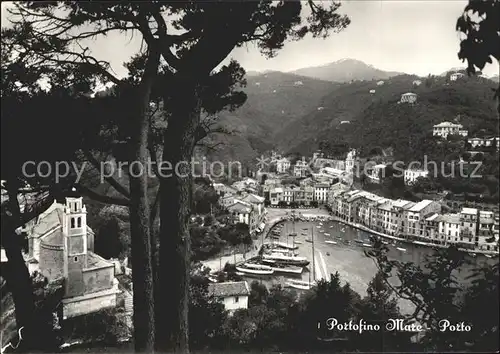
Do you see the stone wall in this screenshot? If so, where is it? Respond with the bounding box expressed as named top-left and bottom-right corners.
top-left (39, 243), bottom-right (64, 281)
top-left (83, 266), bottom-right (114, 294)
top-left (62, 285), bottom-right (118, 319)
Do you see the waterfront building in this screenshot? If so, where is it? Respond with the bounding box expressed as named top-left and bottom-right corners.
top-left (292, 186), bottom-right (306, 205)
top-left (437, 213), bottom-right (461, 245)
top-left (314, 183), bottom-right (330, 204)
top-left (404, 200), bottom-right (442, 241)
top-left (424, 213), bottom-right (441, 242)
top-left (304, 186), bottom-right (315, 205)
top-left (459, 207), bottom-right (478, 241)
top-left (477, 211), bottom-right (497, 252)
top-left (25, 195), bottom-right (119, 319)
top-left (208, 281), bottom-right (250, 313)
top-left (282, 186), bottom-right (294, 204)
top-left (269, 187), bottom-right (283, 206)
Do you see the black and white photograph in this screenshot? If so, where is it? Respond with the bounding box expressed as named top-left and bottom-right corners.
top-left (1, 1), bottom-right (499, 353)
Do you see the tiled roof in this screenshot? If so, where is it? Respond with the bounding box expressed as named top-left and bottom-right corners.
top-left (461, 207), bottom-right (478, 215)
top-left (208, 281), bottom-right (250, 297)
top-left (227, 201), bottom-right (252, 214)
top-left (408, 200), bottom-right (433, 212)
top-left (438, 213), bottom-right (460, 224)
top-left (241, 194), bottom-right (265, 204)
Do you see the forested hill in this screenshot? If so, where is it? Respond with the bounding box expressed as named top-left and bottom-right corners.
top-left (277, 74), bottom-right (498, 159)
top-left (202, 71), bottom-right (337, 167)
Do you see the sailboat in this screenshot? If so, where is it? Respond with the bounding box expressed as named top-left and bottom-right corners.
top-left (236, 263), bottom-right (274, 275)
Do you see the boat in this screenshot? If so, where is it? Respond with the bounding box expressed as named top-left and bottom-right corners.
top-left (263, 253), bottom-right (310, 266)
top-left (272, 241), bottom-right (298, 250)
top-left (486, 254), bottom-right (493, 258)
top-left (271, 264), bottom-right (303, 275)
top-left (260, 259), bottom-right (276, 264)
top-left (285, 279), bottom-right (312, 290)
top-left (324, 233), bottom-right (330, 236)
top-left (294, 241), bottom-right (303, 245)
top-left (354, 239), bottom-right (364, 244)
top-left (305, 239), bottom-right (312, 243)
top-left (243, 263), bottom-right (273, 271)
top-left (326, 252), bottom-right (330, 256)
top-left (469, 252), bottom-right (477, 257)
top-left (236, 265), bottom-right (274, 275)
top-left (362, 243), bottom-right (373, 248)
top-left (325, 240), bottom-right (337, 245)
top-left (382, 240), bottom-right (389, 245)
top-left (396, 247), bottom-right (406, 252)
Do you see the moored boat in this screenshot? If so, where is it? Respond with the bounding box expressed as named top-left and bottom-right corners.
top-left (243, 263), bottom-right (273, 271)
top-left (272, 241), bottom-right (298, 250)
top-left (362, 243), bottom-right (373, 248)
top-left (271, 264), bottom-right (303, 275)
top-left (396, 247), bottom-right (406, 252)
top-left (236, 265), bottom-right (274, 275)
top-left (325, 240), bottom-right (337, 245)
top-left (305, 239), bottom-right (312, 243)
top-left (263, 252), bottom-right (310, 266)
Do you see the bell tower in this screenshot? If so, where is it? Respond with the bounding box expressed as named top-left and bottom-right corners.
top-left (62, 191), bottom-right (88, 297)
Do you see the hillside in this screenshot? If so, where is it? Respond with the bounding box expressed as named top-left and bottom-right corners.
top-left (203, 72), bottom-right (337, 167)
top-left (277, 74), bottom-right (498, 158)
top-left (291, 59), bottom-right (403, 82)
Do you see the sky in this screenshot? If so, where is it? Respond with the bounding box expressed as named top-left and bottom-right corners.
top-left (1, 1), bottom-right (499, 78)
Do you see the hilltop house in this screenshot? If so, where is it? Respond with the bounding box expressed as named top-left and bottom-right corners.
top-left (450, 72), bottom-right (465, 81)
top-left (468, 137), bottom-right (499, 150)
top-left (400, 92), bottom-right (417, 104)
top-left (404, 168), bottom-right (429, 186)
top-left (208, 281), bottom-right (250, 313)
top-left (24, 194), bottom-right (119, 319)
top-left (433, 122), bottom-right (468, 139)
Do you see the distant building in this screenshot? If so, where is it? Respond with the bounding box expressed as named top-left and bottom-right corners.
top-left (400, 92), bottom-right (417, 104)
top-left (294, 81), bottom-right (303, 86)
top-left (366, 164), bottom-right (387, 184)
top-left (213, 183), bottom-right (237, 197)
top-left (208, 281), bottom-right (250, 313)
top-left (468, 137), bottom-right (499, 150)
top-left (293, 158), bottom-right (309, 178)
top-left (317, 107), bottom-right (324, 111)
top-left (450, 72), bottom-right (465, 81)
top-left (26, 195), bottom-right (119, 319)
top-left (340, 120), bottom-right (350, 124)
top-left (276, 157), bottom-right (291, 174)
top-left (433, 121), bottom-right (468, 139)
top-left (376, 80), bottom-right (385, 86)
top-left (369, 89), bottom-right (376, 94)
top-left (412, 80), bottom-right (422, 86)
top-left (404, 169), bottom-right (429, 186)
top-left (345, 149), bottom-right (357, 173)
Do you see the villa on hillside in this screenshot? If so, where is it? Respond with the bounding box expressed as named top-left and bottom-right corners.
top-left (404, 168), bottom-right (429, 186)
top-left (23, 193), bottom-right (119, 319)
top-left (433, 121), bottom-right (468, 139)
top-left (467, 137), bottom-right (499, 150)
top-left (400, 92), bottom-right (417, 104)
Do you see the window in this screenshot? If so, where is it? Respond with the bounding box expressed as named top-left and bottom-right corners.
top-left (74, 256), bottom-right (78, 262)
top-left (70, 218), bottom-right (75, 228)
top-left (234, 296), bottom-right (239, 303)
top-left (77, 217), bottom-right (82, 228)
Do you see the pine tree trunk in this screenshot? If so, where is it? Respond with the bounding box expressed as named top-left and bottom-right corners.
top-left (1, 182), bottom-right (35, 348)
top-left (128, 49), bottom-right (160, 353)
top-left (156, 79), bottom-right (200, 353)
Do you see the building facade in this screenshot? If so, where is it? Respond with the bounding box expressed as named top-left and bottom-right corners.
top-left (433, 122), bottom-right (468, 139)
top-left (404, 169), bottom-right (429, 185)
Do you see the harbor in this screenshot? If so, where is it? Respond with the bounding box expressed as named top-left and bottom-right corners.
top-left (231, 215), bottom-right (497, 314)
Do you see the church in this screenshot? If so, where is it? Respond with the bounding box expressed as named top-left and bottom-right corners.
top-left (23, 192), bottom-right (119, 319)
